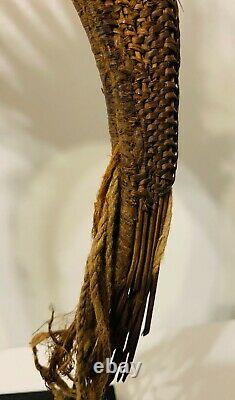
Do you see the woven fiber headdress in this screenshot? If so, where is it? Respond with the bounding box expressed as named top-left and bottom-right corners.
top-left (31, 0), bottom-right (180, 398)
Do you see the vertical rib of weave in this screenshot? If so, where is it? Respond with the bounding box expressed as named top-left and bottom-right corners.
top-left (31, 1), bottom-right (180, 399)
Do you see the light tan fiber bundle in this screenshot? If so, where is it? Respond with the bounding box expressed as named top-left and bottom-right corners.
top-left (31, 0), bottom-right (180, 399)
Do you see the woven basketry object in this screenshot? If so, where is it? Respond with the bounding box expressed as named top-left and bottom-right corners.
top-left (31, 1), bottom-right (180, 399)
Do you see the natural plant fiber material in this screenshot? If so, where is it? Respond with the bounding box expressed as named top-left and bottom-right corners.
top-left (31, 0), bottom-right (180, 399)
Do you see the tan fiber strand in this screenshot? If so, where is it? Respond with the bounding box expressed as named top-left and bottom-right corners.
top-left (153, 191), bottom-right (173, 275)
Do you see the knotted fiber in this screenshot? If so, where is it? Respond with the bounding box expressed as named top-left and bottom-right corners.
top-left (31, 1), bottom-right (180, 399)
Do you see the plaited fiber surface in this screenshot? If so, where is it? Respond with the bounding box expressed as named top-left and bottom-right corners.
top-left (31, 0), bottom-right (180, 399)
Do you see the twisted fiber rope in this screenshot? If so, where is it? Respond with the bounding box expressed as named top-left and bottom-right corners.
top-left (31, 0), bottom-right (180, 398)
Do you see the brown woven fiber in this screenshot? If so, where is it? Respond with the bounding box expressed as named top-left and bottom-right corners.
top-left (31, 1), bottom-right (180, 399)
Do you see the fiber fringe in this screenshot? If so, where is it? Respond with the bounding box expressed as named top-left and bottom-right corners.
top-left (31, 150), bottom-right (172, 399)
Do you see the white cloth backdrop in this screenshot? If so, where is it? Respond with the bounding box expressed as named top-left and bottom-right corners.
top-left (0, 0), bottom-right (235, 354)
